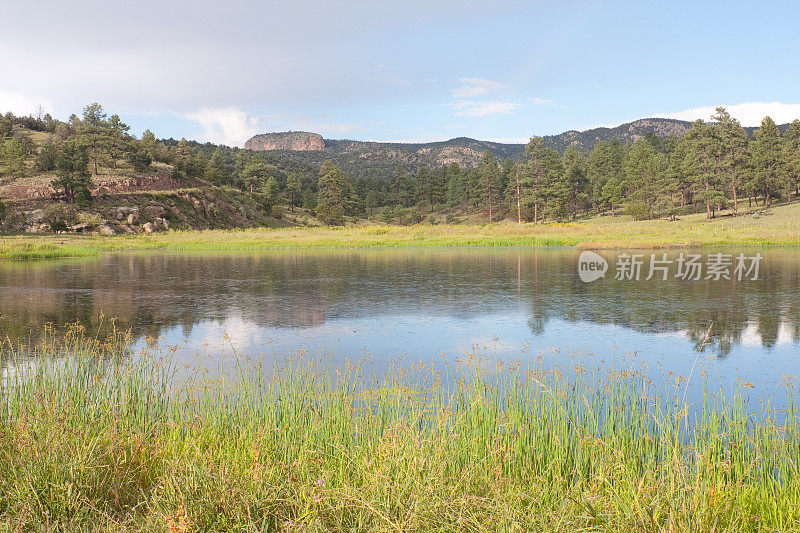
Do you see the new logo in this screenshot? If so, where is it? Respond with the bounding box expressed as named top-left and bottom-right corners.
top-left (578, 251), bottom-right (608, 282)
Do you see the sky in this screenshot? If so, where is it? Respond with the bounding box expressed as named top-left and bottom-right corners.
top-left (2, 1), bottom-right (800, 147)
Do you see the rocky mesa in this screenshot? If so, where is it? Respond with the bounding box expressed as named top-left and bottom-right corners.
top-left (245, 131), bottom-right (325, 152)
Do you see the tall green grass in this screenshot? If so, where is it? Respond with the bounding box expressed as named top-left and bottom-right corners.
top-left (1, 326), bottom-right (799, 531)
top-left (4, 198), bottom-right (800, 262)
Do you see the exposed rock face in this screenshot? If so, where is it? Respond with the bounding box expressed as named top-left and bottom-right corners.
top-left (143, 205), bottom-right (166, 218)
top-left (245, 132), bottom-right (325, 152)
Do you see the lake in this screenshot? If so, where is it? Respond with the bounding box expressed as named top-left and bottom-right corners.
top-left (1, 247), bottom-right (799, 400)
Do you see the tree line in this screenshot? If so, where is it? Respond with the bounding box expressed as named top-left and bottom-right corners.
top-left (2, 104), bottom-right (799, 223)
top-left (304, 107), bottom-right (800, 224)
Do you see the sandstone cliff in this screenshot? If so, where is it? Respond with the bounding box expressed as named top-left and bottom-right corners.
top-left (245, 132), bottom-right (325, 152)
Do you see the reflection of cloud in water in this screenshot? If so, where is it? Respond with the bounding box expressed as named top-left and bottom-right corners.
top-left (739, 321), bottom-right (796, 347)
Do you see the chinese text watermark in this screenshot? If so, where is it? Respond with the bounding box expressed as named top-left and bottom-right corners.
top-left (578, 251), bottom-right (762, 282)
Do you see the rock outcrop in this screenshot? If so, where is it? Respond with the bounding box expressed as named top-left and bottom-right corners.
top-left (245, 132), bottom-right (325, 152)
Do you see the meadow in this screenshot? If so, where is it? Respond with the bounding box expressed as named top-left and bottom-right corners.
top-left (2, 202), bottom-right (800, 261)
top-left (1, 326), bottom-right (799, 531)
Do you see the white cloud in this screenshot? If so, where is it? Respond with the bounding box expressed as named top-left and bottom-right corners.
top-left (185, 107), bottom-right (260, 147)
top-left (451, 78), bottom-right (508, 98)
top-left (258, 112), bottom-right (375, 136)
top-left (661, 101), bottom-right (800, 127)
top-left (530, 97), bottom-right (557, 106)
top-left (452, 100), bottom-right (521, 117)
top-left (0, 90), bottom-right (53, 117)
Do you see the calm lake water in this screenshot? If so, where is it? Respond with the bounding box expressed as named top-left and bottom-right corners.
top-left (1, 248), bottom-right (799, 399)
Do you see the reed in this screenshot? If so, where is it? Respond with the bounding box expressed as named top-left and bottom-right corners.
top-left (1, 326), bottom-right (798, 531)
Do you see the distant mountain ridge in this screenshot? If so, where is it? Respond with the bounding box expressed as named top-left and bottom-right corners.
top-left (245, 117), bottom-right (790, 180)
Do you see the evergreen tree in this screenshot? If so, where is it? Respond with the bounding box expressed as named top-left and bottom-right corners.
top-left (240, 156), bottom-right (270, 194)
top-left (416, 167), bottom-right (434, 211)
top-left (286, 173), bottom-right (303, 211)
top-left (205, 147), bottom-right (229, 185)
top-left (51, 140), bottom-right (91, 204)
top-left (623, 138), bottom-right (672, 214)
top-left (477, 151), bottom-right (501, 221)
top-left (681, 120), bottom-right (724, 218)
top-left (106, 114), bottom-right (131, 168)
top-left (519, 137), bottom-right (563, 223)
top-left (141, 129), bottom-right (157, 156)
top-left (562, 146), bottom-right (589, 219)
top-left (1, 138), bottom-right (26, 177)
top-left (261, 176), bottom-right (279, 210)
top-left (751, 116), bottom-right (783, 206)
top-left (390, 165), bottom-right (414, 208)
top-left (711, 107), bottom-right (748, 211)
top-left (782, 120), bottom-right (800, 202)
top-left (600, 177), bottom-right (624, 217)
top-left (79, 102), bottom-right (108, 175)
top-left (35, 141), bottom-right (60, 172)
top-left (316, 161), bottom-right (346, 225)
top-left (445, 163), bottom-right (465, 207)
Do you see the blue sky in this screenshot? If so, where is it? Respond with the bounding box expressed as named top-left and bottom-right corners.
top-left (2, 1), bottom-right (800, 146)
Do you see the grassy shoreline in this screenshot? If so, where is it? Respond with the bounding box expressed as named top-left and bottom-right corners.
top-left (2, 201), bottom-right (800, 260)
top-left (2, 329), bottom-right (799, 531)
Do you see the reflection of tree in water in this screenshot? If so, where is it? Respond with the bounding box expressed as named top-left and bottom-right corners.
top-left (0, 249), bottom-right (798, 359)
top-left (519, 251), bottom-right (800, 356)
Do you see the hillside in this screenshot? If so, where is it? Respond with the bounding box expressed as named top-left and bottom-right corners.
top-left (245, 118), bottom-right (794, 180)
top-left (245, 118), bottom-right (698, 179)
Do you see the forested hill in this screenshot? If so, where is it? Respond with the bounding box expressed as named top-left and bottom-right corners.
top-left (246, 117), bottom-right (793, 180)
top-left (245, 118), bottom-right (695, 179)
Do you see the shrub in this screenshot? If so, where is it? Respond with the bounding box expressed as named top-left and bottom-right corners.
top-left (75, 186), bottom-right (93, 208)
top-left (43, 203), bottom-right (77, 231)
top-left (380, 205), bottom-right (395, 224)
top-left (76, 211), bottom-right (103, 228)
top-left (625, 200), bottom-right (652, 221)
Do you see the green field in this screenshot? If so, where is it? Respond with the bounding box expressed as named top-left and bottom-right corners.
top-left (2, 202), bottom-right (799, 260)
top-left (1, 328), bottom-right (799, 531)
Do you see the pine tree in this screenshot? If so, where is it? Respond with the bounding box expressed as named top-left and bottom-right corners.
top-left (586, 139), bottom-right (624, 214)
top-left (711, 107), bottom-right (748, 211)
top-left (416, 167), bottom-right (434, 211)
top-left (390, 165), bottom-right (414, 208)
top-left (623, 139), bottom-right (672, 214)
top-left (317, 161), bottom-right (346, 225)
top-left (286, 173), bottom-right (303, 211)
top-left (519, 137), bottom-right (561, 223)
top-left (1, 138), bottom-right (26, 177)
top-left (205, 148), bottom-right (229, 185)
top-left (173, 138), bottom-right (195, 176)
top-left (562, 146), bottom-right (589, 219)
top-left (52, 140), bottom-right (92, 204)
top-left (751, 116), bottom-right (783, 207)
top-left (141, 129), bottom-right (158, 160)
top-left (477, 151), bottom-right (501, 221)
top-left (35, 141), bottom-right (60, 172)
top-left (445, 163), bottom-right (465, 208)
top-left (79, 102), bottom-right (108, 175)
top-left (681, 120), bottom-right (724, 218)
top-left (261, 176), bottom-right (279, 210)
top-left (241, 156), bottom-right (270, 194)
top-left (600, 177), bottom-right (624, 217)
top-left (106, 114), bottom-right (131, 168)
top-left (782, 120), bottom-right (800, 202)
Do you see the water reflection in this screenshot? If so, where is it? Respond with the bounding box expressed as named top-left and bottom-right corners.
top-left (0, 248), bottom-right (798, 365)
